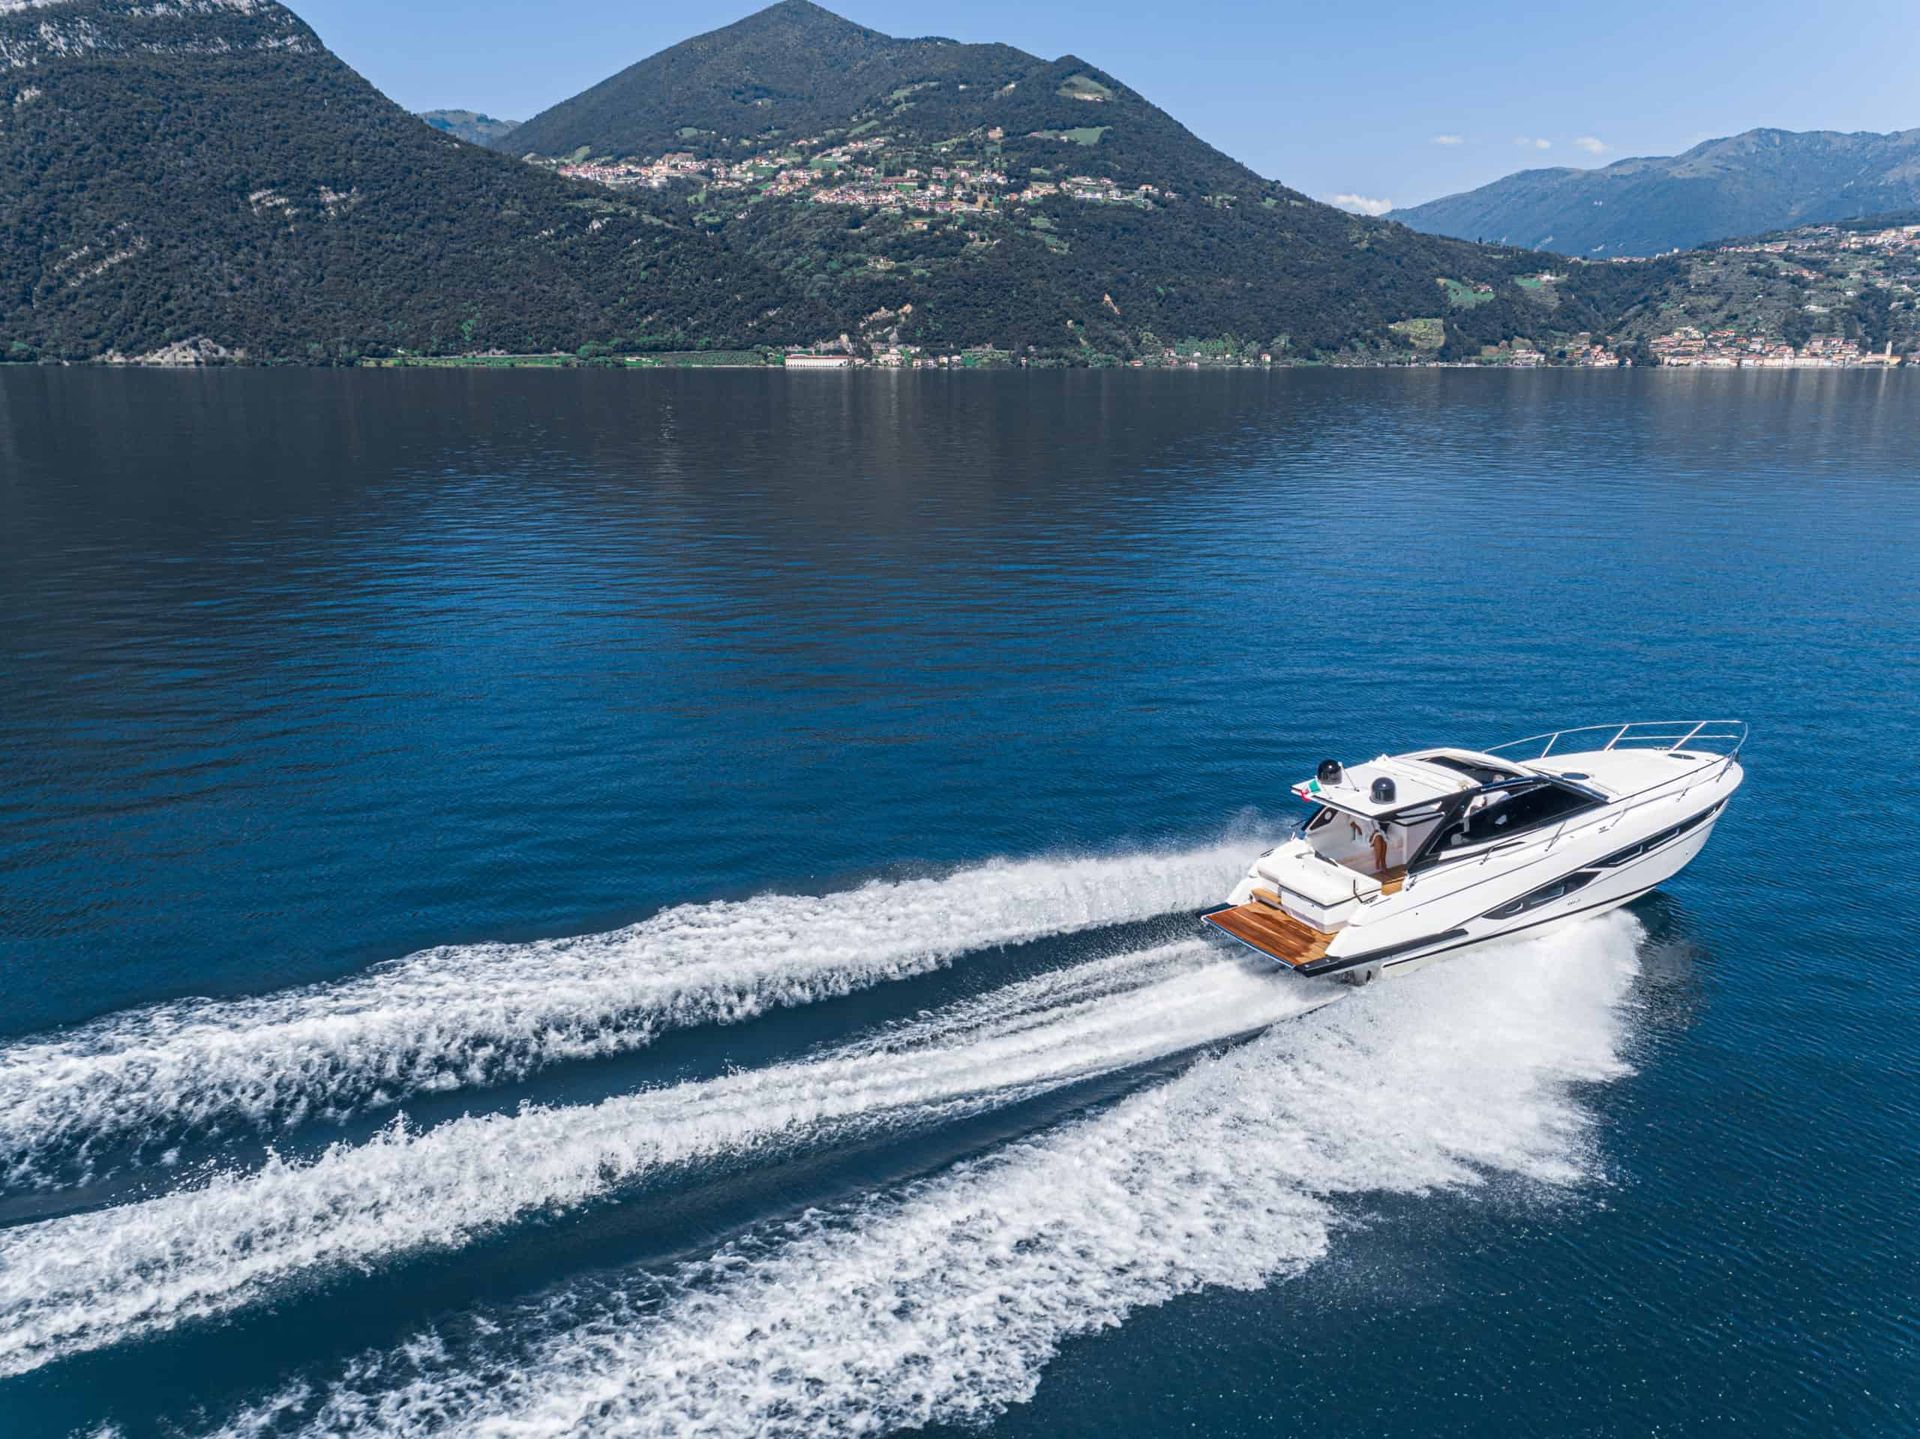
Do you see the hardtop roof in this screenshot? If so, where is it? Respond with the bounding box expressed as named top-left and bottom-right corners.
top-left (1289, 747), bottom-right (1570, 819)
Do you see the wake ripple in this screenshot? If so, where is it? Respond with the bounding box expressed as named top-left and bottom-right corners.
top-left (205, 912), bottom-right (1643, 1439)
top-left (0, 842), bottom-right (1249, 1190)
top-left (0, 940), bottom-right (1328, 1376)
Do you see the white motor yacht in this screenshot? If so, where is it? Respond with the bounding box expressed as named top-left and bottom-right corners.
top-left (1204, 720), bottom-right (1745, 983)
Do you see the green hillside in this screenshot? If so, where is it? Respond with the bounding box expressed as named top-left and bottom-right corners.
top-left (499, 0), bottom-right (1655, 361)
top-left (0, 1), bottom-right (825, 362)
top-left (0, 0), bottom-right (1811, 366)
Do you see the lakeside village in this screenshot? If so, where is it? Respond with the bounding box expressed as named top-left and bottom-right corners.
top-left (1644, 221), bottom-right (1920, 368)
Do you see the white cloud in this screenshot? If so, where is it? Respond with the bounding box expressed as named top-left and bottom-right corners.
top-left (1574, 135), bottom-right (1608, 155)
top-left (1331, 193), bottom-right (1393, 217)
top-left (1430, 134), bottom-right (1464, 146)
top-left (1514, 136), bottom-right (1552, 150)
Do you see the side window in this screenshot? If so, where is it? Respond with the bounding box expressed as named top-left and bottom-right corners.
top-left (1487, 869), bottom-right (1600, 920)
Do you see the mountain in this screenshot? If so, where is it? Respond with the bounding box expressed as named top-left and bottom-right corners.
top-left (1, 0), bottom-right (1689, 365)
top-left (493, 0), bottom-right (1653, 362)
top-left (0, 0), bottom-right (821, 361)
top-left (1392, 128), bottom-right (1920, 257)
top-left (419, 109), bottom-right (520, 146)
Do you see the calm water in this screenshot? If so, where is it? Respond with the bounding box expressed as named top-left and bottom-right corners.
top-left (0, 368), bottom-right (1915, 1438)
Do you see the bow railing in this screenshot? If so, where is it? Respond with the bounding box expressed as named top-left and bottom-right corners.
top-left (1485, 720), bottom-right (1747, 763)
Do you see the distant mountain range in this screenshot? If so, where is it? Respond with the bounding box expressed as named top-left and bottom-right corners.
top-left (1, 0), bottom-right (1907, 365)
top-left (1392, 128), bottom-right (1920, 257)
top-left (419, 109), bottom-right (520, 146)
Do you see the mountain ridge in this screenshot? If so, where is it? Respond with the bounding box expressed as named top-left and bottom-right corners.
top-left (1392, 126), bottom-right (1920, 256)
top-left (419, 108), bottom-right (520, 146)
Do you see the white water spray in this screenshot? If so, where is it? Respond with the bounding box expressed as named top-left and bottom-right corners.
top-left (0, 842), bottom-right (1250, 1189)
top-left (0, 939), bottom-right (1328, 1377)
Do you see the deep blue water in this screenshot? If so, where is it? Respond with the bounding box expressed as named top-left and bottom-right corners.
top-left (0, 367), bottom-right (1915, 1438)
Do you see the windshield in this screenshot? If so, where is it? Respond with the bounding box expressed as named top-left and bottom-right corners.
top-left (1419, 781), bottom-right (1602, 862)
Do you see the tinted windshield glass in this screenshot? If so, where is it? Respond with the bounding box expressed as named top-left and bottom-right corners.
top-left (1419, 782), bottom-right (1601, 863)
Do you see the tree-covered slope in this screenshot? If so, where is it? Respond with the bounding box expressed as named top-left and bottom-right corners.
top-left (0, 0), bottom-right (825, 360)
top-left (503, 0), bottom-right (1645, 361)
top-left (1392, 128), bottom-right (1920, 258)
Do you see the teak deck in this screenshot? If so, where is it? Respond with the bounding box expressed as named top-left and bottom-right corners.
top-left (1339, 861), bottom-right (1407, 895)
top-left (1202, 893), bottom-right (1337, 969)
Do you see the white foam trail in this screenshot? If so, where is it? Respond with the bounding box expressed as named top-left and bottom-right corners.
top-left (0, 842), bottom-right (1252, 1189)
top-left (207, 912), bottom-right (1642, 1439)
top-left (0, 940), bottom-right (1330, 1378)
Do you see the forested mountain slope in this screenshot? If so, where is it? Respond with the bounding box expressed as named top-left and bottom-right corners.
top-left (500, 0), bottom-right (1650, 361)
top-left (0, 0), bottom-right (823, 361)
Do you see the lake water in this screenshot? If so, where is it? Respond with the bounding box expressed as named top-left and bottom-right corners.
top-left (0, 367), bottom-right (1915, 1438)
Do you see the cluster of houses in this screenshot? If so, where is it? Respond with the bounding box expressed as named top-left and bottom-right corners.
top-left (811, 169), bottom-right (1009, 213)
top-left (553, 129), bottom-right (1170, 219)
top-left (1722, 222), bottom-right (1920, 260)
top-left (1651, 327), bottom-right (1905, 368)
top-left (786, 349), bottom-right (1014, 369)
top-left (1018, 177), bottom-right (1169, 207)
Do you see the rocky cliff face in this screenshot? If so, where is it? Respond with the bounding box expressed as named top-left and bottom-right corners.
top-left (0, 0), bottom-right (318, 70)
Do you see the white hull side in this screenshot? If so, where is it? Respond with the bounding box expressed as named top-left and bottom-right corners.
top-left (1376, 817), bottom-right (1719, 977)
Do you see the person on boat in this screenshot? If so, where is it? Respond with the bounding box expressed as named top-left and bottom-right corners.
top-left (1369, 824), bottom-right (1390, 875)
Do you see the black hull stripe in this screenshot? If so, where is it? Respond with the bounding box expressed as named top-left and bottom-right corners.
top-left (1299, 883), bottom-right (1661, 978)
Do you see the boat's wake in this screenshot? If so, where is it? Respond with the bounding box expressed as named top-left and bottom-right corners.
top-left (0, 842), bottom-right (1647, 1439)
top-left (0, 842), bottom-right (1252, 1190)
top-left (199, 911), bottom-right (1643, 1439)
top-left (0, 939), bottom-right (1328, 1377)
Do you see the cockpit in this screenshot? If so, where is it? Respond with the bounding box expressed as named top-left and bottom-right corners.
top-left (1292, 748), bottom-right (1606, 879)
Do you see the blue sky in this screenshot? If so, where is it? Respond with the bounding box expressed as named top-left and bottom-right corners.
top-left (297, 0), bottom-right (1918, 210)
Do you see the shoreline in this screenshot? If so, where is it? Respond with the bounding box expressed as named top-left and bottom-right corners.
top-left (5, 357), bottom-right (1909, 374)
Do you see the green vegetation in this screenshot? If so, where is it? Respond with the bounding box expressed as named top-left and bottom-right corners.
top-left (1439, 278), bottom-right (1496, 308)
top-left (627, 349), bottom-right (771, 366)
top-left (366, 354), bottom-right (578, 368)
top-left (486, 1), bottom-right (1651, 363)
top-left (1055, 73), bottom-right (1115, 102)
top-left (0, 0), bottom-right (827, 362)
top-left (1601, 226), bottom-right (1920, 355)
top-left (1030, 127), bottom-right (1108, 146)
top-left (1389, 317), bottom-right (1446, 350)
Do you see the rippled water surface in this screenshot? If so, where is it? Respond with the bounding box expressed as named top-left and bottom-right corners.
top-left (0, 368), bottom-right (1915, 1437)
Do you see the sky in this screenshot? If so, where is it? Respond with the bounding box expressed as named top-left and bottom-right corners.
top-left (296, 0), bottom-right (1919, 211)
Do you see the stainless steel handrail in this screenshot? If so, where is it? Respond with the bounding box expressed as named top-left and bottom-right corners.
top-left (1484, 720), bottom-right (1747, 762)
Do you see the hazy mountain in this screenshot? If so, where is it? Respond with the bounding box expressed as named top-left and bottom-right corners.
top-left (419, 109), bottom-right (520, 146)
top-left (498, 0), bottom-right (1646, 360)
top-left (0, 0), bottom-right (819, 361)
top-left (1392, 128), bottom-right (1920, 257)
